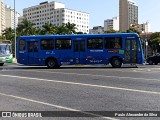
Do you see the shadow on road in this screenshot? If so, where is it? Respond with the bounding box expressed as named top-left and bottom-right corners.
top-left (1, 64), bottom-right (139, 70)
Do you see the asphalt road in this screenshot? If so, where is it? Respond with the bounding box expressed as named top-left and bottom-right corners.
top-left (0, 63), bottom-right (160, 120)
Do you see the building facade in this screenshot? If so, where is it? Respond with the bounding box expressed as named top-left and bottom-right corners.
top-left (23, 1), bottom-right (89, 33)
top-left (119, 0), bottom-right (138, 32)
top-left (104, 17), bottom-right (119, 31)
top-left (5, 5), bottom-right (21, 29)
top-left (138, 22), bottom-right (151, 33)
top-left (89, 26), bottom-right (104, 34)
top-left (0, 0), bottom-right (5, 35)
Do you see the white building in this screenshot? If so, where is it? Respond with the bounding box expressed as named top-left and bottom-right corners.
top-left (0, 0), bottom-right (5, 35)
top-left (18, 16), bottom-right (24, 24)
top-left (89, 26), bottom-right (104, 34)
top-left (23, 1), bottom-right (89, 33)
top-left (104, 17), bottom-right (119, 31)
top-left (5, 5), bottom-right (21, 29)
top-left (119, 0), bottom-right (138, 32)
top-left (138, 22), bottom-right (151, 33)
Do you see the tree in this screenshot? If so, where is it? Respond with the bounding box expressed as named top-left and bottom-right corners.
top-left (41, 23), bottom-right (57, 35)
top-left (126, 28), bottom-right (140, 35)
top-left (17, 19), bottom-right (35, 36)
top-left (0, 35), bottom-right (5, 39)
top-left (56, 24), bottom-right (67, 34)
top-left (65, 22), bottom-right (77, 34)
top-left (2, 27), bottom-right (14, 40)
top-left (104, 29), bottom-right (118, 33)
top-left (148, 32), bottom-right (160, 52)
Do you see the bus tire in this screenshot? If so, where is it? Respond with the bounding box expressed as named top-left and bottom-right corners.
top-left (111, 58), bottom-right (122, 68)
top-left (46, 58), bottom-right (57, 69)
top-left (0, 63), bottom-right (4, 66)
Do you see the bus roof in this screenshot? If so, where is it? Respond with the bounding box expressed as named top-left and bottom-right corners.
top-left (0, 39), bottom-right (11, 44)
top-left (18, 33), bottom-right (139, 39)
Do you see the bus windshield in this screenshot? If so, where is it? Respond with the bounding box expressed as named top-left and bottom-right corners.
top-left (0, 44), bottom-right (12, 55)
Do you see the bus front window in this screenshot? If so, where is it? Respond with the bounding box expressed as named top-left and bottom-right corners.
top-left (0, 45), bottom-right (12, 55)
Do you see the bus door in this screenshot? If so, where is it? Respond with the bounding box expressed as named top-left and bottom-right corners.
top-left (125, 39), bottom-right (137, 63)
top-left (27, 41), bottom-right (39, 65)
top-left (17, 39), bottom-right (27, 64)
top-left (73, 40), bottom-right (86, 64)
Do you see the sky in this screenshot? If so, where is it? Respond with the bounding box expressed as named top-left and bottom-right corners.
top-left (3, 0), bottom-right (160, 32)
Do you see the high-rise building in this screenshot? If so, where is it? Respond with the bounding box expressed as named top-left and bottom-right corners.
top-left (119, 0), bottom-right (138, 32)
top-left (104, 17), bottom-right (119, 31)
top-left (23, 1), bottom-right (89, 33)
top-left (0, 0), bottom-right (5, 35)
top-left (5, 5), bottom-right (21, 29)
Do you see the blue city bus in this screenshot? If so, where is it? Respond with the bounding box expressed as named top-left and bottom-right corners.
top-left (16, 33), bottom-right (144, 68)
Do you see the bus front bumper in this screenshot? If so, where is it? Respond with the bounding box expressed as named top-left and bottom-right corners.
top-left (0, 57), bottom-right (13, 63)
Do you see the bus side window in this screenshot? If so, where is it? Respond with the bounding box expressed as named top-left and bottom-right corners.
top-left (34, 41), bottom-right (38, 52)
top-left (56, 38), bottom-right (71, 50)
top-left (105, 37), bottom-right (122, 49)
top-left (87, 37), bottom-right (103, 49)
top-left (19, 40), bottom-right (26, 50)
top-left (28, 42), bottom-right (32, 52)
top-left (41, 39), bottom-right (54, 50)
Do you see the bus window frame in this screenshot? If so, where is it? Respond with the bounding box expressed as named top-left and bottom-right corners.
top-left (19, 39), bottom-right (26, 51)
top-left (87, 37), bottom-right (103, 49)
top-left (40, 39), bottom-right (55, 50)
top-left (104, 37), bottom-right (122, 49)
top-left (55, 38), bottom-right (72, 50)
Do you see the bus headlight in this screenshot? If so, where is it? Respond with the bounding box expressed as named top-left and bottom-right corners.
top-left (0, 57), bottom-right (5, 62)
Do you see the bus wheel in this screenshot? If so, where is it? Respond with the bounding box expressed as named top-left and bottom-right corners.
top-left (46, 58), bottom-right (57, 68)
top-left (0, 63), bottom-right (4, 66)
top-left (111, 58), bottom-right (122, 68)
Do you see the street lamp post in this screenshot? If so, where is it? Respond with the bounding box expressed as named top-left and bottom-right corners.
top-left (14, 0), bottom-right (16, 59)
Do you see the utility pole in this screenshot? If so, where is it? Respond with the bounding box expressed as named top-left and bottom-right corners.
top-left (14, 0), bottom-right (16, 59)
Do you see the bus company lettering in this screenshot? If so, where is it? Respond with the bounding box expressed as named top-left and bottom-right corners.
top-left (107, 50), bottom-right (118, 53)
top-left (46, 51), bottom-right (55, 54)
top-left (90, 50), bottom-right (103, 52)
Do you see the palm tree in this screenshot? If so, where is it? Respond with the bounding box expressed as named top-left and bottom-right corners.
top-left (41, 23), bottom-right (57, 35)
top-left (2, 27), bottom-right (14, 40)
top-left (65, 22), bottom-right (77, 34)
top-left (2, 27), bottom-right (15, 55)
top-left (17, 19), bottom-right (35, 35)
top-left (56, 24), bottom-right (67, 34)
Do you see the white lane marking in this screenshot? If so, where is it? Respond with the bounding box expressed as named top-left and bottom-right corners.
top-left (11, 70), bottom-right (160, 82)
top-left (1, 74), bottom-right (160, 95)
top-left (0, 92), bottom-right (118, 120)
